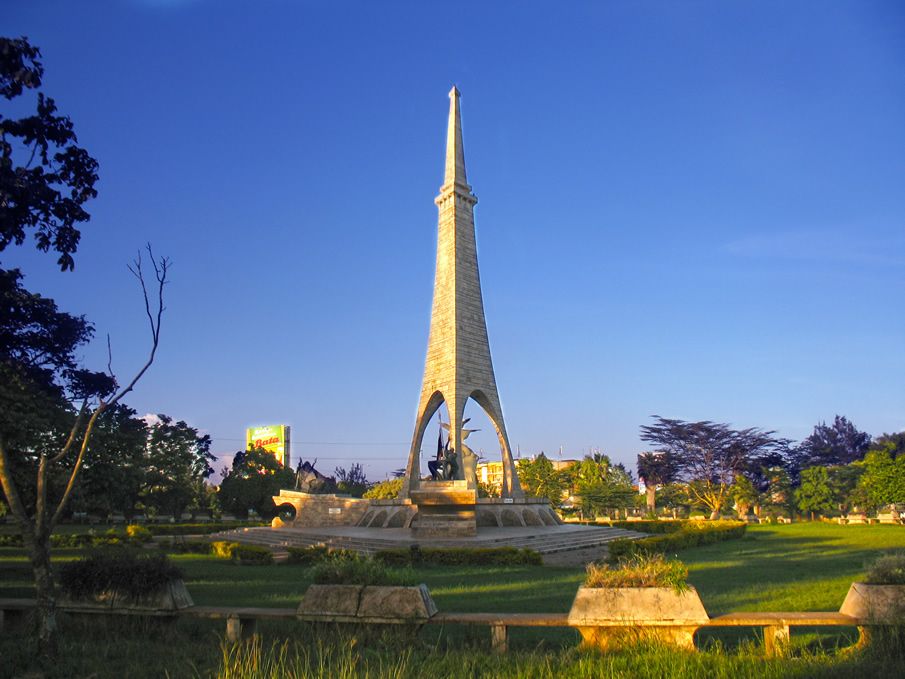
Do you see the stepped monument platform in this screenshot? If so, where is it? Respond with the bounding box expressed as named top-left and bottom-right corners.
top-left (210, 523), bottom-right (647, 566)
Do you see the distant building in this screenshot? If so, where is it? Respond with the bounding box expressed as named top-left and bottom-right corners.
top-left (477, 456), bottom-right (580, 495)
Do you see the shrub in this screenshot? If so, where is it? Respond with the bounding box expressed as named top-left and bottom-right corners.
top-left (310, 552), bottom-right (411, 586)
top-left (285, 546), bottom-right (358, 565)
top-left (865, 552), bottom-right (905, 585)
top-left (607, 521), bottom-right (746, 562)
top-left (126, 524), bottom-right (153, 543)
top-left (211, 541), bottom-right (240, 559)
top-left (58, 548), bottom-right (183, 599)
top-left (235, 544), bottom-right (274, 565)
top-left (585, 552), bottom-right (689, 593)
top-left (374, 546), bottom-right (542, 567)
top-left (0, 534), bottom-right (24, 547)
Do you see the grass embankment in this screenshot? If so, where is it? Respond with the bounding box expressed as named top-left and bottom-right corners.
top-left (1, 523), bottom-right (904, 678)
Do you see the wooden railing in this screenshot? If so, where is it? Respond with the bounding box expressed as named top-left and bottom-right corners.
top-left (0, 597), bottom-right (877, 657)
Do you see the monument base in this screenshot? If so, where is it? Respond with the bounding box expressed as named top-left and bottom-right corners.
top-left (409, 480), bottom-right (477, 538)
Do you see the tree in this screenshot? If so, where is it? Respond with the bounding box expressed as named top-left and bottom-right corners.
top-left (636, 451), bottom-right (678, 514)
top-left (143, 414), bottom-right (214, 518)
top-left (870, 432), bottom-right (905, 460)
top-left (640, 416), bottom-right (787, 519)
top-left (517, 453), bottom-right (567, 506)
top-left (0, 253), bottom-right (167, 652)
top-left (857, 450), bottom-right (905, 508)
top-left (795, 466), bottom-right (835, 519)
top-left (1, 37), bottom-right (98, 271)
top-left (334, 463), bottom-right (369, 497)
top-left (73, 403), bottom-right (148, 519)
top-left (570, 453), bottom-right (635, 518)
top-left (793, 415), bottom-right (871, 471)
top-left (218, 447), bottom-right (295, 518)
top-left (730, 475), bottom-right (758, 518)
top-left (0, 38), bottom-right (168, 652)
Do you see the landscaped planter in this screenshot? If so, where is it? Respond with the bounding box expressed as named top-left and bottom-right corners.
top-left (567, 586), bottom-right (710, 650)
top-left (297, 584), bottom-right (437, 624)
top-left (840, 583), bottom-right (905, 622)
top-left (60, 579), bottom-right (194, 614)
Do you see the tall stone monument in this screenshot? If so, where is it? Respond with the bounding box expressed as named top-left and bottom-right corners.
top-left (400, 88), bottom-right (524, 524)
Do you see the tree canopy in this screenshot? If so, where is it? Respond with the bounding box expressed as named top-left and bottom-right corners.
top-left (1, 37), bottom-right (99, 271)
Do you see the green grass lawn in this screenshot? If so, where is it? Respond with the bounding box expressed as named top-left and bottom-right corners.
top-left (1, 523), bottom-right (904, 678)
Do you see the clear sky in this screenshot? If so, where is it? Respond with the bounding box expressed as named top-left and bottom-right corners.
top-left (4, 0), bottom-right (904, 480)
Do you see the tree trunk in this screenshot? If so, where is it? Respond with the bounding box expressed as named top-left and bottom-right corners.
top-left (709, 508), bottom-right (720, 520)
top-left (646, 487), bottom-right (656, 514)
top-left (25, 528), bottom-right (58, 656)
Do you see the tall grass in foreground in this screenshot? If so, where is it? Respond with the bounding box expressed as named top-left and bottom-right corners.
top-left (213, 636), bottom-right (904, 679)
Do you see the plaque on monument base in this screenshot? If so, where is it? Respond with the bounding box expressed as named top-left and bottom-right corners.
top-left (410, 480), bottom-right (478, 538)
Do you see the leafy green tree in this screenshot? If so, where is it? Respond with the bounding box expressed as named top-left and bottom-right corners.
top-left (730, 475), bottom-right (758, 518)
top-left (870, 432), bottom-right (905, 459)
top-left (795, 467), bottom-right (835, 519)
top-left (517, 453), bottom-right (567, 506)
top-left (857, 450), bottom-right (905, 508)
top-left (363, 477), bottom-right (403, 500)
top-left (218, 447), bottom-right (295, 518)
top-left (572, 453), bottom-right (635, 518)
top-left (143, 415), bottom-right (214, 518)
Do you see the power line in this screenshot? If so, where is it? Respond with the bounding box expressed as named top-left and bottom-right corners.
top-left (210, 437), bottom-right (408, 446)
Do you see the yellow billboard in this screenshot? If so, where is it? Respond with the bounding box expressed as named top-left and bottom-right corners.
top-left (246, 424), bottom-right (291, 467)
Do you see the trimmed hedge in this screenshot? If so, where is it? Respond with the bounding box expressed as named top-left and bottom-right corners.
top-left (374, 546), bottom-right (542, 567)
top-left (59, 549), bottom-right (183, 599)
top-left (235, 544), bottom-right (274, 565)
top-left (606, 521), bottom-right (747, 563)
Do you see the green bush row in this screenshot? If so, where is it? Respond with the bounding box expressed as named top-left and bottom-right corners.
top-left (142, 521), bottom-right (265, 536)
top-left (607, 521), bottom-right (747, 562)
top-left (58, 549), bottom-right (183, 599)
top-left (374, 546), bottom-right (542, 567)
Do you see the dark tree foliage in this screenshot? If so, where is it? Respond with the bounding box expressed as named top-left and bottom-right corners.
top-left (334, 463), bottom-right (370, 498)
top-left (636, 451), bottom-right (679, 513)
top-left (870, 432), bottom-right (905, 459)
top-left (1, 37), bottom-right (99, 271)
top-left (143, 414), bottom-right (214, 518)
top-left (793, 415), bottom-right (871, 471)
top-left (218, 447), bottom-right (296, 519)
top-left (639, 416), bottom-right (787, 518)
top-left (74, 404), bottom-right (148, 519)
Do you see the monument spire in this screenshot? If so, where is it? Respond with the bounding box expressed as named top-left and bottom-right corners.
top-left (401, 89), bottom-right (524, 501)
top-left (444, 86), bottom-right (468, 189)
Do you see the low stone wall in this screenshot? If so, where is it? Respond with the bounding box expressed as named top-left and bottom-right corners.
top-left (475, 499), bottom-right (562, 528)
top-left (273, 490), bottom-right (371, 527)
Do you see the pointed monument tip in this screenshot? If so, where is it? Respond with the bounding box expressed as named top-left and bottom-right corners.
top-left (449, 85), bottom-right (460, 98)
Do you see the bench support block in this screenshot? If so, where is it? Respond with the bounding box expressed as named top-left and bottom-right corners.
top-left (763, 625), bottom-right (790, 657)
top-left (490, 624), bottom-right (508, 654)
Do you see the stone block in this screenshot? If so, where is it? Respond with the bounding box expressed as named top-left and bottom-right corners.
top-left (297, 584), bottom-right (363, 620)
top-left (357, 584), bottom-right (438, 622)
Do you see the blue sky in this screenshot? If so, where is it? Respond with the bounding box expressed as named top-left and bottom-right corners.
top-left (4, 0), bottom-right (904, 479)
